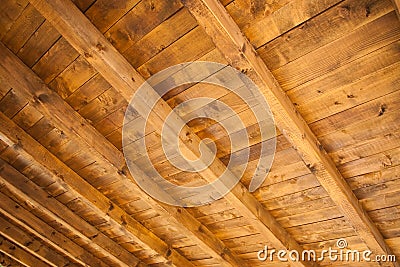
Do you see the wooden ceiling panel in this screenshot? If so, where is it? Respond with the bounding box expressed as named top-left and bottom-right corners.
top-left (1, 0), bottom-right (400, 265)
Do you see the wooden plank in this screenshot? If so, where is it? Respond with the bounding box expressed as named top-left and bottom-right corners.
top-left (32, 38), bottom-right (79, 83)
top-left (17, 20), bottom-right (60, 67)
top-left (0, 236), bottom-right (50, 267)
top-left (0, 250), bottom-right (29, 267)
top-left (288, 40), bottom-right (400, 107)
top-left (338, 146), bottom-right (400, 178)
top-left (0, 194), bottom-right (106, 267)
top-left (258, 0), bottom-right (395, 70)
top-left (181, 1), bottom-right (398, 264)
top-left (0, 112), bottom-right (191, 266)
top-left (0, 182), bottom-right (136, 267)
top-left (137, 26), bottom-right (215, 78)
top-left (244, 0), bottom-right (342, 48)
top-left (0, 0), bottom-right (29, 40)
top-left (48, 56), bottom-right (97, 99)
top-left (104, 0), bottom-right (183, 53)
top-left (25, 1), bottom-right (315, 267)
top-left (1, 4), bottom-right (44, 53)
top-left (310, 80), bottom-right (400, 137)
top-left (272, 11), bottom-right (400, 91)
top-left (295, 60), bottom-right (400, 123)
top-left (0, 159), bottom-right (142, 267)
top-left (123, 7), bottom-right (198, 68)
top-left (0, 216), bottom-right (71, 267)
top-left (320, 108), bottom-right (400, 155)
top-left (392, 0), bottom-right (400, 20)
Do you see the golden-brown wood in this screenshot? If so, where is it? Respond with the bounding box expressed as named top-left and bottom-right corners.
top-left (0, 235), bottom-right (50, 267)
top-left (180, 0), bottom-right (398, 266)
top-left (0, 41), bottom-right (248, 267)
top-left (392, 0), bottom-right (400, 20)
top-left (0, 194), bottom-right (106, 267)
top-left (24, 1), bottom-right (318, 267)
top-left (0, 216), bottom-right (72, 267)
top-left (0, 109), bottom-right (190, 266)
top-left (0, 159), bottom-right (143, 267)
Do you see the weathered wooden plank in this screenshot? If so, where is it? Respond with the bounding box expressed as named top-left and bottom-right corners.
top-left (0, 250), bottom-right (28, 267)
top-left (329, 129), bottom-right (400, 166)
top-left (181, 1), bottom-right (398, 264)
top-left (347, 164), bottom-right (400, 192)
top-left (65, 73), bottom-right (111, 111)
top-left (32, 38), bottom-right (79, 83)
top-left (338, 146), bottom-right (400, 179)
top-left (247, 0), bottom-right (342, 48)
top-left (320, 109), bottom-right (400, 156)
top-left (392, 0), bottom-right (400, 20)
top-left (49, 56), bottom-right (97, 99)
top-left (277, 206), bottom-right (344, 228)
top-left (269, 197), bottom-right (335, 219)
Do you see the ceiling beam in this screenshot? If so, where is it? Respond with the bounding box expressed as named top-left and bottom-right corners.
top-left (0, 194), bottom-right (104, 267)
top-left (392, 0), bottom-right (400, 20)
top-left (180, 0), bottom-right (398, 265)
top-left (0, 250), bottom-right (30, 267)
top-left (0, 216), bottom-right (68, 267)
top-left (0, 158), bottom-right (143, 267)
top-left (0, 235), bottom-right (50, 267)
top-left (0, 109), bottom-right (189, 266)
top-left (25, 1), bottom-right (317, 266)
top-left (0, 39), bottom-right (241, 267)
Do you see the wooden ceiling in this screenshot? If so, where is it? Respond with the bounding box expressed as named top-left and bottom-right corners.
top-left (0, 0), bottom-right (400, 266)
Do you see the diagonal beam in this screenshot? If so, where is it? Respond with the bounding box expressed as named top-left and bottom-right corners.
top-left (180, 0), bottom-right (398, 265)
top-left (0, 236), bottom-right (50, 267)
top-left (0, 40), bottom-right (240, 267)
top-left (0, 194), bottom-right (105, 267)
top-left (0, 216), bottom-right (68, 267)
top-left (25, 0), bottom-right (317, 266)
top-left (0, 250), bottom-right (31, 267)
top-left (0, 109), bottom-right (189, 266)
top-left (0, 158), bottom-right (143, 267)
top-left (392, 0), bottom-right (400, 20)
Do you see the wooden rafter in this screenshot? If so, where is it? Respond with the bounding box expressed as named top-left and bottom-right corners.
top-left (0, 103), bottom-right (189, 266)
top-left (0, 40), bottom-right (243, 266)
top-left (393, 0), bottom-right (400, 20)
top-left (180, 0), bottom-right (398, 266)
top-left (24, 0), bottom-right (318, 266)
top-left (0, 236), bottom-right (50, 267)
top-left (0, 158), bottom-right (143, 267)
top-left (0, 216), bottom-right (67, 267)
top-left (0, 194), bottom-right (106, 267)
